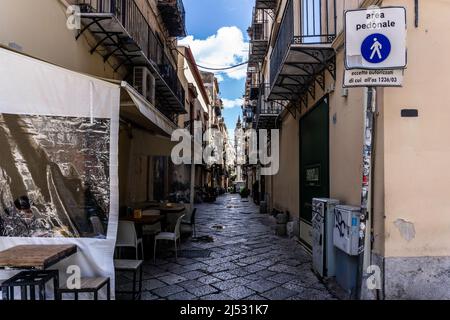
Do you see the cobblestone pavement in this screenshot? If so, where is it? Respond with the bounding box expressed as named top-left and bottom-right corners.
top-left (117, 194), bottom-right (337, 300)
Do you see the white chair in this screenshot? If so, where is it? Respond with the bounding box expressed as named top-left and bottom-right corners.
top-left (154, 214), bottom-right (185, 262)
top-left (181, 208), bottom-right (197, 237)
top-left (115, 221), bottom-right (144, 260)
top-left (142, 210), bottom-right (162, 236)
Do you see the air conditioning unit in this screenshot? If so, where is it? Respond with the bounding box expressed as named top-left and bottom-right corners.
top-left (133, 67), bottom-right (156, 105)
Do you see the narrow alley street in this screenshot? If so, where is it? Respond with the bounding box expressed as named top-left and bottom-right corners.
top-left (117, 195), bottom-right (336, 300)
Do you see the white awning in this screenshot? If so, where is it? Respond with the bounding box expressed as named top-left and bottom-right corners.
top-left (120, 82), bottom-right (177, 137)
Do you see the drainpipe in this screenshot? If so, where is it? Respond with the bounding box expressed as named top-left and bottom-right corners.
top-left (190, 101), bottom-right (195, 212)
top-left (415, 0), bottom-right (419, 28)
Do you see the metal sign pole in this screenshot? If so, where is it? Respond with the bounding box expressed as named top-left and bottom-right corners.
top-left (345, 6), bottom-right (406, 300)
top-left (356, 86), bottom-right (376, 299)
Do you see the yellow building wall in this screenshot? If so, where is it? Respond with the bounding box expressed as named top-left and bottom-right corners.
top-left (272, 111), bottom-right (300, 218)
top-left (0, 0), bottom-right (124, 79)
top-left (329, 50), bottom-right (365, 208)
top-left (383, 0), bottom-right (450, 258)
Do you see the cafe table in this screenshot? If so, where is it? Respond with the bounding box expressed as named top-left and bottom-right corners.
top-left (0, 244), bottom-right (77, 300)
top-left (123, 215), bottom-right (163, 226)
top-left (157, 204), bottom-right (186, 215)
top-left (131, 203), bottom-right (186, 215)
top-left (157, 204), bottom-right (186, 231)
top-left (128, 204), bottom-right (185, 231)
top-left (0, 244), bottom-right (77, 270)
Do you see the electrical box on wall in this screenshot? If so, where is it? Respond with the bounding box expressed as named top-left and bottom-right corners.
top-left (312, 198), bottom-right (340, 278)
top-left (333, 205), bottom-right (361, 256)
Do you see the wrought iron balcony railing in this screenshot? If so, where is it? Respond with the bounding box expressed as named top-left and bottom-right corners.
top-left (214, 105), bottom-right (222, 117)
top-left (256, 0), bottom-right (277, 10)
top-left (250, 8), bottom-right (269, 42)
top-left (269, 0), bottom-right (336, 98)
top-left (75, 0), bottom-right (185, 115)
top-left (243, 106), bottom-right (255, 123)
top-left (258, 85), bottom-right (284, 115)
top-left (157, 0), bottom-right (187, 37)
top-left (249, 8), bottom-right (270, 64)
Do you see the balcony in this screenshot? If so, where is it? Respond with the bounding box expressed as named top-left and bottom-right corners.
top-left (256, 0), bottom-right (277, 9)
top-left (75, 0), bottom-right (186, 115)
top-left (269, 0), bottom-right (336, 101)
top-left (249, 83), bottom-right (260, 101)
top-left (245, 65), bottom-right (260, 100)
top-left (248, 8), bottom-right (270, 64)
top-left (157, 0), bottom-right (187, 37)
top-left (243, 106), bottom-right (255, 124)
top-left (214, 105), bottom-right (222, 117)
top-left (256, 84), bottom-right (286, 129)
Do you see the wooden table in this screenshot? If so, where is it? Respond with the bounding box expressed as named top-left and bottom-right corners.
top-left (157, 204), bottom-right (186, 214)
top-left (123, 215), bottom-right (163, 226)
top-left (132, 202), bottom-right (159, 210)
top-left (0, 245), bottom-right (77, 270)
top-left (127, 205), bottom-right (184, 232)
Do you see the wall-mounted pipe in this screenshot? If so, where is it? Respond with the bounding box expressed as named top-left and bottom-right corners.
top-left (415, 0), bottom-right (419, 28)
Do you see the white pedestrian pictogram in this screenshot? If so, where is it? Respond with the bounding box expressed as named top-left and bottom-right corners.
top-left (370, 38), bottom-right (383, 60)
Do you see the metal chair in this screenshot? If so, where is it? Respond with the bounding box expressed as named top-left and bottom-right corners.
top-left (181, 208), bottom-right (197, 237)
top-left (115, 221), bottom-right (144, 260)
top-left (1, 270), bottom-right (59, 300)
top-left (154, 214), bottom-right (185, 262)
top-left (114, 259), bottom-right (143, 300)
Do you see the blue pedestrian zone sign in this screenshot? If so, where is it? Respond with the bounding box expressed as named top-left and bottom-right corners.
top-left (345, 7), bottom-right (406, 70)
top-left (361, 33), bottom-right (391, 64)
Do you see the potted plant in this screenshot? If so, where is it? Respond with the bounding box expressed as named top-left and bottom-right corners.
top-left (240, 187), bottom-right (250, 199)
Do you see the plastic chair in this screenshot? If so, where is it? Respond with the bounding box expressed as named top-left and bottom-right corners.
top-left (116, 221), bottom-right (144, 260)
top-left (181, 208), bottom-right (197, 237)
top-left (142, 210), bottom-right (162, 236)
top-left (154, 214), bottom-right (185, 262)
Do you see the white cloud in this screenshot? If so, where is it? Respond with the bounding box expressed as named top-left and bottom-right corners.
top-left (215, 74), bottom-right (224, 82)
top-left (222, 98), bottom-right (243, 109)
top-left (179, 26), bottom-right (249, 80)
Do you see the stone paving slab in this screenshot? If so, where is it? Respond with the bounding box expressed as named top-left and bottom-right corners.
top-left (178, 280), bottom-right (205, 290)
top-left (261, 286), bottom-right (298, 300)
top-left (198, 275), bottom-right (221, 285)
top-left (187, 285), bottom-right (220, 297)
top-left (167, 291), bottom-right (197, 300)
top-left (180, 270), bottom-right (208, 280)
top-left (143, 279), bottom-right (166, 291)
top-left (152, 284), bottom-right (185, 298)
top-left (223, 286), bottom-right (256, 300)
top-left (245, 279), bottom-right (280, 293)
top-left (118, 194), bottom-right (337, 300)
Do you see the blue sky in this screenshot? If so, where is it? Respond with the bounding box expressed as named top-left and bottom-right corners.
top-left (181, 0), bottom-right (254, 136)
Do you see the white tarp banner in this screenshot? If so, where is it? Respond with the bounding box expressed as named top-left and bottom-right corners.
top-left (0, 48), bottom-right (120, 299)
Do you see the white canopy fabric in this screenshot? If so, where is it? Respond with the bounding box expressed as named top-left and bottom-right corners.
top-left (0, 47), bottom-right (120, 299)
top-left (121, 82), bottom-right (177, 137)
